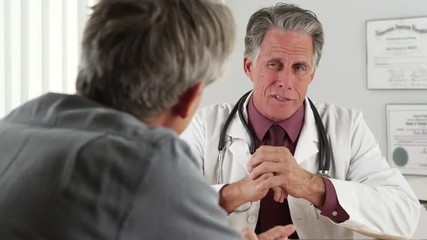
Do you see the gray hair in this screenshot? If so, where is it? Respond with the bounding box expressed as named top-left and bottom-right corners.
top-left (76, 0), bottom-right (235, 121)
top-left (244, 3), bottom-right (324, 67)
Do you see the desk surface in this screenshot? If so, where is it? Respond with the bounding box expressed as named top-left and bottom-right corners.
top-left (406, 177), bottom-right (427, 201)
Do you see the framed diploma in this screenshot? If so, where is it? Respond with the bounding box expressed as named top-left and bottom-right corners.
top-left (366, 16), bottom-right (427, 89)
top-left (386, 104), bottom-right (427, 175)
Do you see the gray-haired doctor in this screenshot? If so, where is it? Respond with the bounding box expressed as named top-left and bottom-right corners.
top-left (181, 3), bottom-right (420, 239)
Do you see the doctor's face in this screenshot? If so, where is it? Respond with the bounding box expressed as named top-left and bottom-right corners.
top-left (244, 28), bottom-right (316, 122)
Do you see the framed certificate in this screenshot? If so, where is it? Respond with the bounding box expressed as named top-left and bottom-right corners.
top-left (386, 104), bottom-right (427, 175)
top-left (366, 16), bottom-right (427, 89)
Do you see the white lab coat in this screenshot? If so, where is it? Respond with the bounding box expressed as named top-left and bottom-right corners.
top-left (181, 96), bottom-right (420, 239)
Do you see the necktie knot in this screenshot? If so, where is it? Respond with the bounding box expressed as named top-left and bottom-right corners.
top-left (267, 125), bottom-right (286, 146)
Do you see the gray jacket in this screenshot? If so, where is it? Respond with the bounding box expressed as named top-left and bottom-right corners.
top-left (0, 93), bottom-right (241, 240)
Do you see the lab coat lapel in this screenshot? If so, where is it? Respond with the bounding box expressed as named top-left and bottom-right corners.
top-left (226, 92), bottom-right (252, 146)
top-left (294, 99), bottom-right (319, 165)
top-left (225, 93), bottom-right (253, 175)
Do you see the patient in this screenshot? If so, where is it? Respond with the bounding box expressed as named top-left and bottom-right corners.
top-left (0, 0), bottom-right (294, 239)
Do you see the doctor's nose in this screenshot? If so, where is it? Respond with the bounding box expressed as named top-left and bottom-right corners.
top-left (277, 69), bottom-right (293, 89)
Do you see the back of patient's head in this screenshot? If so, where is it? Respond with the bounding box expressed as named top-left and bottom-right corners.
top-left (76, 0), bottom-right (235, 121)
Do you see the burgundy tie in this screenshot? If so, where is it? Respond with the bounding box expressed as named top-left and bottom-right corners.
top-left (266, 124), bottom-right (287, 146)
top-left (255, 125), bottom-right (299, 239)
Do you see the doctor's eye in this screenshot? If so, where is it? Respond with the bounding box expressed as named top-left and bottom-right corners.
top-left (266, 61), bottom-right (282, 71)
top-left (293, 63), bottom-right (307, 71)
top-left (293, 63), bottom-right (310, 76)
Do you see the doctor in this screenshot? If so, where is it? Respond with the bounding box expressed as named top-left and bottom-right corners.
top-left (181, 3), bottom-right (420, 239)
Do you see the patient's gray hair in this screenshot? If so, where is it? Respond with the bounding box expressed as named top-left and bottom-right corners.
top-left (76, 0), bottom-right (235, 121)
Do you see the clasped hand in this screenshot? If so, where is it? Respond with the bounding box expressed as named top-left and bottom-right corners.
top-left (246, 145), bottom-right (325, 206)
top-left (220, 145), bottom-right (325, 213)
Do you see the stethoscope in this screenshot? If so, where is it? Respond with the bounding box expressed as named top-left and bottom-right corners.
top-left (217, 90), bottom-right (331, 184)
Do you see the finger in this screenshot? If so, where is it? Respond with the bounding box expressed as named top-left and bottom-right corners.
top-left (249, 162), bottom-right (283, 180)
top-left (256, 172), bottom-right (274, 182)
top-left (273, 186), bottom-right (282, 202)
top-left (252, 168), bottom-right (274, 184)
top-left (247, 153), bottom-right (265, 173)
top-left (274, 187), bottom-right (288, 203)
top-left (256, 175), bottom-right (284, 191)
top-left (242, 227), bottom-right (257, 240)
top-left (279, 190), bottom-right (288, 203)
top-left (257, 225), bottom-right (296, 240)
top-left (272, 186), bottom-right (288, 203)
top-left (248, 146), bottom-right (286, 171)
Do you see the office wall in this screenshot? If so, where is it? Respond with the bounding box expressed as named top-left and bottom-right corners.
top-left (203, 0), bottom-right (427, 156)
top-left (0, 0), bottom-right (96, 117)
top-left (200, 0), bottom-right (427, 237)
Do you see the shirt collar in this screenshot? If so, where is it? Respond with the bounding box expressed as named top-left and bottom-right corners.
top-left (247, 96), bottom-right (305, 143)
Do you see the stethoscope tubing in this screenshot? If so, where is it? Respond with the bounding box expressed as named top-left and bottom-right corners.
top-left (218, 90), bottom-right (330, 175)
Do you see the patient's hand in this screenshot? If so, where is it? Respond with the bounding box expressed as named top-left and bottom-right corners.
top-left (242, 225), bottom-right (296, 240)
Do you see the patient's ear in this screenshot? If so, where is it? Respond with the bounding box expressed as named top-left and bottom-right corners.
top-left (173, 82), bottom-right (204, 118)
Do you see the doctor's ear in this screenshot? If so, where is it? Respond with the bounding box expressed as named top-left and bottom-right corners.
top-left (243, 57), bottom-right (253, 80)
top-left (309, 68), bottom-right (317, 83)
top-left (173, 82), bottom-right (204, 118)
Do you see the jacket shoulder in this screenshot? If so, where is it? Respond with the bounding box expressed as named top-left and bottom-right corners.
top-left (197, 103), bottom-right (236, 116)
top-left (315, 102), bottom-right (364, 122)
top-left (194, 103), bottom-right (237, 126)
